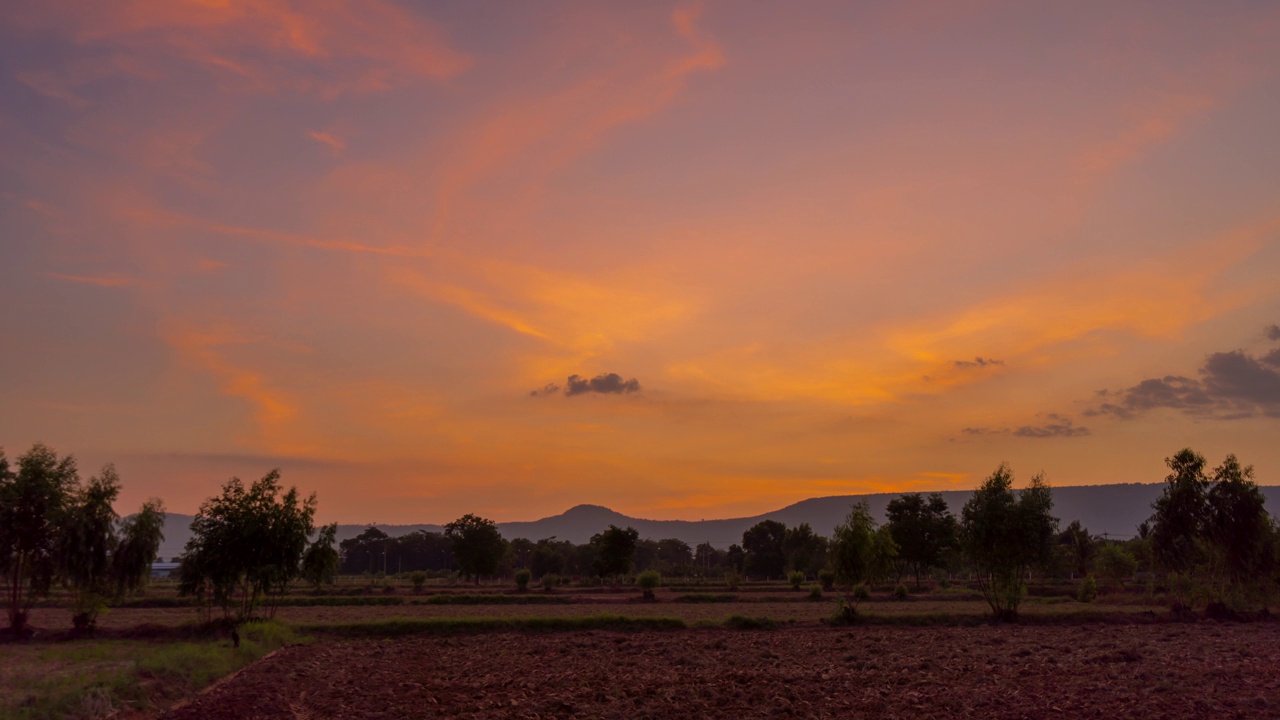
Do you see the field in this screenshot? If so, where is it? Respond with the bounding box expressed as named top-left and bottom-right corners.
top-left (4, 579), bottom-right (1278, 719)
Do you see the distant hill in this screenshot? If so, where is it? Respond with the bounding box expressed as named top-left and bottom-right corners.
top-left (151, 483), bottom-right (1280, 561)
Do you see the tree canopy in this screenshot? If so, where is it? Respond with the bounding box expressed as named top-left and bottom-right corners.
top-left (742, 519), bottom-right (787, 580)
top-left (884, 493), bottom-right (957, 588)
top-left (444, 514), bottom-right (506, 584)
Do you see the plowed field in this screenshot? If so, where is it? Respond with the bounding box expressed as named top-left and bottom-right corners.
top-left (161, 622), bottom-right (1279, 719)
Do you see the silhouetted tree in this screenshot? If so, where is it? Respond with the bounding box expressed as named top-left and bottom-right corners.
top-left (1056, 520), bottom-right (1097, 578)
top-left (301, 524), bottom-right (339, 588)
top-left (655, 538), bottom-right (694, 577)
top-left (782, 523), bottom-right (828, 578)
top-left (1204, 455), bottom-right (1272, 601)
top-left (590, 525), bottom-right (639, 579)
top-left (1150, 448), bottom-right (1211, 575)
top-left (830, 502), bottom-right (896, 617)
top-left (960, 463), bottom-right (1057, 621)
top-left (742, 520), bottom-right (787, 580)
top-left (1096, 543), bottom-right (1138, 588)
top-left (444, 514), bottom-right (506, 584)
top-left (885, 493), bottom-right (957, 588)
top-left (179, 470), bottom-right (317, 620)
top-left (0, 444), bottom-right (80, 632)
top-left (530, 538), bottom-right (570, 579)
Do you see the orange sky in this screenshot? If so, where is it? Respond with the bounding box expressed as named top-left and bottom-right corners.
top-left (2, 1), bottom-right (1279, 524)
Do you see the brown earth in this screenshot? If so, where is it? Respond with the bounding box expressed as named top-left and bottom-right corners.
top-left (161, 622), bottom-right (1279, 719)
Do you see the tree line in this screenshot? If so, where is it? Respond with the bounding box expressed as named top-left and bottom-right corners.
top-left (4, 443), bottom-right (1274, 628)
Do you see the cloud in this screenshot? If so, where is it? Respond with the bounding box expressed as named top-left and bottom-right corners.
top-left (530, 374), bottom-right (642, 398)
top-left (1087, 328), bottom-right (1280, 419)
top-left (1267, 324), bottom-right (1280, 342)
top-left (962, 413), bottom-right (1089, 439)
top-left (44, 272), bottom-right (135, 288)
top-left (307, 130), bottom-right (345, 155)
top-left (953, 357), bottom-right (1004, 369)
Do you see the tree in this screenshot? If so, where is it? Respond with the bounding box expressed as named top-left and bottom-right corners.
top-left (1149, 448), bottom-right (1211, 575)
top-left (0, 444), bottom-right (80, 632)
top-left (1056, 520), bottom-right (1097, 578)
top-left (530, 538), bottom-right (569, 579)
top-left (742, 520), bottom-right (787, 580)
top-left (655, 538), bottom-right (693, 577)
top-left (884, 493), bottom-right (957, 588)
top-left (301, 523), bottom-right (339, 588)
top-left (959, 463), bottom-right (1057, 621)
top-left (829, 502), bottom-right (896, 617)
top-left (590, 525), bottom-right (639, 579)
top-left (444, 514), bottom-right (506, 584)
top-left (1096, 543), bottom-right (1138, 588)
top-left (1204, 455), bottom-right (1272, 602)
top-left (59, 464), bottom-right (166, 630)
top-left (782, 523), bottom-right (828, 578)
top-left (179, 470), bottom-right (317, 621)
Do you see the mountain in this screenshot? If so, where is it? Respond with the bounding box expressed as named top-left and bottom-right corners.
top-left (151, 483), bottom-right (1280, 561)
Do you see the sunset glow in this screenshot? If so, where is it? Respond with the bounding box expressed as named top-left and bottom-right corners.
top-left (2, 1), bottom-right (1279, 522)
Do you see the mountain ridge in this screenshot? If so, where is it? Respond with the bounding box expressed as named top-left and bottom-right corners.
top-left (150, 483), bottom-right (1280, 562)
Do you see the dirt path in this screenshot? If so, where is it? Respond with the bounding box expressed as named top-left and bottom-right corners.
top-left (161, 622), bottom-right (1279, 719)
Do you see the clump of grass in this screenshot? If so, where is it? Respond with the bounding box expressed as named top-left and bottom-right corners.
top-left (807, 585), bottom-right (824, 601)
top-left (723, 615), bottom-right (778, 630)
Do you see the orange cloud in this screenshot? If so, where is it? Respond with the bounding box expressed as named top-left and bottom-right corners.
top-left (306, 129), bottom-right (345, 154)
top-left (45, 272), bottom-right (136, 288)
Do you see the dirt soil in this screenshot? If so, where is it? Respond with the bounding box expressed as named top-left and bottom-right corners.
top-left (161, 622), bottom-right (1279, 719)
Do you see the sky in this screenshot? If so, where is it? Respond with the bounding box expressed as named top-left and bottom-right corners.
top-left (2, 1), bottom-right (1279, 525)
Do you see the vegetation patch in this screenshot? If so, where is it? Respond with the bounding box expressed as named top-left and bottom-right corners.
top-left (297, 614), bottom-right (687, 637)
top-left (414, 593), bottom-right (571, 605)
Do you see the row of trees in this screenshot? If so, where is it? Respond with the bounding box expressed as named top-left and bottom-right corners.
top-left (0, 444), bottom-right (165, 633)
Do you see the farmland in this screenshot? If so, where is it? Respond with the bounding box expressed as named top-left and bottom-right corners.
top-left (4, 577), bottom-right (1278, 718)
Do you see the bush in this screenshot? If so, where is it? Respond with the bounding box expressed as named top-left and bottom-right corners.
top-left (541, 574), bottom-right (559, 592)
top-left (787, 571), bottom-right (805, 590)
top-left (409, 571), bottom-right (428, 594)
top-left (819, 570), bottom-right (835, 591)
top-left (893, 583), bottom-right (908, 600)
top-left (514, 569), bottom-right (532, 592)
top-left (724, 571), bottom-right (741, 591)
top-left (853, 584), bottom-right (870, 601)
top-left (1078, 575), bottom-right (1098, 603)
top-left (636, 570), bottom-right (662, 600)
top-left (807, 585), bottom-right (823, 601)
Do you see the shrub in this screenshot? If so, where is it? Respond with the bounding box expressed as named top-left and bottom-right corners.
top-left (787, 571), bottom-right (805, 590)
top-left (636, 570), bottom-right (662, 600)
top-left (514, 569), bottom-right (532, 592)
top-left (724, 571), bottom-right (741, 591)
top-left (853, 584), bottom-right (870, 601)
top-left (819, 570), bottom-right (835, 591)
top-left (807, 585), bottom-right (823, 601)
top-left (409, 571), bottom-right (428, 594)
top-left (893, 583), bottom-right (908, 600)
top-left (1078, 575), bottom-right (1098, 603)
top-left (541, 574), bottom-right (559, 592)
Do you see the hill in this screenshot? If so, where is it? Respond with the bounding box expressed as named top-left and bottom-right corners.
top-left (151, 483), bottom-right (1280, 561)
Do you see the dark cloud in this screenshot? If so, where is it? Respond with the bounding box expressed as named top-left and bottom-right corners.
top-left (1086, 330), bottom-right (1280, 420)
top-left (961, 414), bottom-right (1088, 439)
top-left (566, 373), bottom-right (641, 396)
top-left (1012, 414), bottom-right (1090, 438)
top-left (954, 357), bottom-right (1005, 369)
top-left (532, 373), bottom-right (641, 397)
top-left (1267, 324), bottom-right (1280, 342)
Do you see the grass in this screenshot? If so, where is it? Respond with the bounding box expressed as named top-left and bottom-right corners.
top-left (415, 594), bottom-right (572, 605)
top-left (0, 621), bottom-right (302, 720)
top-left (296, 613), bottom-right (688, 637)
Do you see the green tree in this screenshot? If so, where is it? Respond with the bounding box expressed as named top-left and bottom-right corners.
top-left (0, 444), bottom-right (80, 632)
top-left (1057, 520), bottom-right (1097, 578)
top-left (444, 514), bottom-right (506, 584)
top-left (742, 519), bottom-right (787, 580)
top-left (884, 493), bottom-right (957, 588)
top-left (636, 569), bottom-right (661, 600)
top-left (59, 464), bottom-right (166, 630)
top-left (959, 463), bottom-right (1057, 621)
top-left (301, 523), bottom-right (339, 588)
top-left (1204, 455), bottom-right (1272, 602)
top-left (179, 470), bottom-right (318, 621)
top-left (782, 522), bottom-right (828, 578)
top-left (1150, 448), bottom-right (1211, 575)
top-left (590, 525), bottom-right (639, 579)
top-left (829, 501), bottom-right (896, 617)
top-left (1095, 543), bottom-right (1138, 588)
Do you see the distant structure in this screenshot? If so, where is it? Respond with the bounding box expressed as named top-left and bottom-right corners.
top-left (149, 561), bottom-right (180, 579)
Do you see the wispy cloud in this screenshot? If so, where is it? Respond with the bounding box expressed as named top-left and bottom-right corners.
top-left (44, 272), bottom-right (135, 288)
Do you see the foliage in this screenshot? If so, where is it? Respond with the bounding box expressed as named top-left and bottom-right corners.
top-left (179, 470), bottom-right (317, 621)
top-left (636, 569), bottom-right (662, 599)
top-left (782, 523), bottom-right (828, 577)
top-left (540, 573), bottom-right (559, 591)
top-left (787, 570), bottom-right (805, 589)
top-left (589, 525), bottom-right (639, 579)
top-left (893, 583), bottom-right (909, 600)
top-left (818, 569), bottom-right (835, 591)
top-left (885, 492), bottom-right (958, 588)
top-left (1095, 543), bottom-right (1138, 587)
top-left (959, 463), bottom-right (1057, 621)
top-left (514, 568), bottom-right (532, 591)
top-left (1149, 449), bottom-right (1274, 608)
top-left (723, 570), bottom-right (741, 591)
top-left (1056, 520), bottom-right (1097, 578)
top-left (1077, 575), bottom-right (1098, 603)
top-left (0, 444), bottom-right (81, 632)
top-left (829, 501), bottom-right (897, 616)
top-left (58, 464), bottom-right (166, 630)
top-left (742, 520), bottom-right (788, 579)
top-left (301, 524), bottom-right (339, 588)
top-left (444, 514), bottom-right (507, 584)
top-left (807, 585), bottom-right (823, 601)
